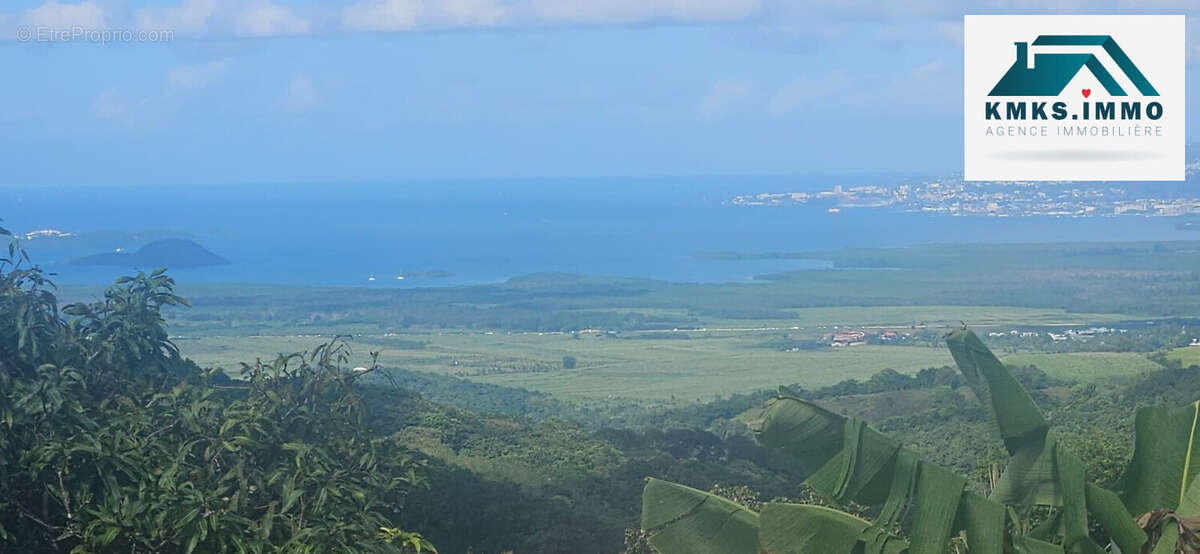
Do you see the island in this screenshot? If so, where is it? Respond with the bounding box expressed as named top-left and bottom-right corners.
top-left (69, 238), bottom-right (230, 268)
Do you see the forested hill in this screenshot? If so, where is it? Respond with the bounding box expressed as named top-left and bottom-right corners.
top-left (70, 238), bottom-right (230, 268)
top-left (6, 223), bottom-right (1200, 553)
top-left (0, 229), bottom-right (813, 553)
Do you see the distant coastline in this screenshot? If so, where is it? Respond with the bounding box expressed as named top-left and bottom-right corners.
top-left (730, 179), bottom-right (1200, 218)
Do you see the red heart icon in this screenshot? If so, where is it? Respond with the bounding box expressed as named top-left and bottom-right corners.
top-left (1082, 89), bottom-right (1091, 98)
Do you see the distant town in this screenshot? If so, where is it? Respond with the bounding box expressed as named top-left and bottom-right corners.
top-left (730, 167), bottom-right (1200, 218)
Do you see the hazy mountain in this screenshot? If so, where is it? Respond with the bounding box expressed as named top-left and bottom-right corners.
top-left (69, 238), bottom-right (229, 268)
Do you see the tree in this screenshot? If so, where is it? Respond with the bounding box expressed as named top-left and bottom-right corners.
top-left (0, 231), bottom-right (435, 553)
top-left (563, 355), bottom-right (578, 369)
top-left (641, 328), bottom-right (1200, 553)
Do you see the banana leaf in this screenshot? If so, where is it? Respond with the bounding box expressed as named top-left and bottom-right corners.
top-left (641, 477), bottom-right (911, 554)
top-left (641, 328), bottom-right (1200, 553)
top-left (946, 328), bottom-right (1057, 506)
top-left (755, 394), bottom-right (1062, 553)
top-left (1123, 401), bottom-right (1200, 516)
top-left (945, 328), bottom-right (1146, 554)
top-left (641, 478), bottom-right (759, 554)
top-left (759, 503), bottom-right (906, 554)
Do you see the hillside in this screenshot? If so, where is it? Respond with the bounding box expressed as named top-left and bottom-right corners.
top-left (69, 238), bottom-right (230, 268)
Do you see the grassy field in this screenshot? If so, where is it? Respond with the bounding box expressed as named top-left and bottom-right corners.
top-left (175, 332), bottom-right (1174, 401)
top-left (438, 339), bottom-right (953, 402)
top-left (1167, 346), bottom-right (1200, 368)
top-left (775, 306), bottom-right (1126, 329)
top-left (177, 330), bottom-right (957, 402)
top-left (1000, 352), bottom-right (1163, 382)
top-left (169, 302), bottom-right (1154, 403)
top-left (570, 305), bottom-right (1129, 332)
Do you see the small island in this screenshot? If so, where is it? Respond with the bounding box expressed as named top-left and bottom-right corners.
top-left (69, 238), bottom-right (230, 268)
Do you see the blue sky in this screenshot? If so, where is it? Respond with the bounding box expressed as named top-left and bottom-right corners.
top-left (0, 0), bottom-right (1196, 186)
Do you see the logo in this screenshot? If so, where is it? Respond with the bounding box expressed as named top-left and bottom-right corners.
top-left (964, 16), bottom-right (1184, 181)
top-left (989, 36), bottom-right (1157, 97)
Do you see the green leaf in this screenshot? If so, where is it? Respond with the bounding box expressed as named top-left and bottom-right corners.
top-left (758, 503), bottom-right (905, 554)
top-left (944, 328), bottom-right (1047, 454)
top-left (754, 395), bottom-right (846, 471)
top-left (641, 478), bottom-right (759, 554)
top-left (1124, 401), bottom-right (1200, 516)
top-left (959, 493), bottom-right (1005, 554)
top-left (752, 395), bottom-right (1065, 553)
top-left (908, 462), bottom-right (964, 554)
top-left (1085, 483), bottom-right (1147, 554)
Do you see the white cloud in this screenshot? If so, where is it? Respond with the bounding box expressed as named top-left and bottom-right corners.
top-left (343, 0), bottom-right (421, 30)
top-left (343, 0), bottom-right (506, 31)
top-left (24, 0), bottom-right (107, 30)
top-left (769, 71), bottom-right (849, 115)
top-left (439, 0), bottom-right (507, 25)
top-left (92, 87), bottom-right (157, 129)
top-left (135, 0), bottom-right (217, 35)
top-left (136, 0), bottom-right (310, 37)
top-left (235, 2), bottom-right (312, 36)
top-left (911, 59), bottom-right (944, 78)
top-left (278, 75), bottom-right (319, 113)
top-left (7, 0), bottom-right (1193, 46)
top-left (521, 0), bottom-right (760, 25)
top-left (343, 0), bottom-right (760, 31)
top-left (166, 59), bottom-right (233, 91)
top-left (93, 59), bottom-right (234, 129)
top-left (936, 20), bottom-right (962, 46)
top-left (698, 79), bottom-right (750, 118)
top-left (93, 88), bottom-right (130, 122)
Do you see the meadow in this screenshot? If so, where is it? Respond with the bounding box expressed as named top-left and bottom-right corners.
top-left (999, 351), bottom-right (1164, 382)
top-left (174, 303), bottom-right (1161, 402)
top-left (157, 239), bottom-right (1200, 405)
top-left (1168, 346), bottom-right (1200, 367)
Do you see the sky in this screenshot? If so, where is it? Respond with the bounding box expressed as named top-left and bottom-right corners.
top-left (0, 0), bottom-right (1197, 187)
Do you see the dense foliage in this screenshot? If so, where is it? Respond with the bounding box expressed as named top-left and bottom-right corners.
top-left (641, 329), bottom-right (1200, 553)
top-left (9, 219), bottom-right (1200, 553)
top-left (0, 233), bottom-right (433, 553)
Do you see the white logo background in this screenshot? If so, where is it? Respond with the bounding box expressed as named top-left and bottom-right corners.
top-left (964, 15), bottom-right (1184, 181)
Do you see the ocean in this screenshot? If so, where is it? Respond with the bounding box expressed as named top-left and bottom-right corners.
top-left (3, 174), bottom-right (1194, 287)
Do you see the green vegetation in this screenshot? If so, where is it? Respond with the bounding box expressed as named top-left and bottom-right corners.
top-left (641, 329), bottom-right (1200, 553)
top-left (176, 327), bottom-right (1167, 402)
top-left (0, 242), bottom-right (434, 551)
top-left (9, 225), bottom-right (1200, 553)
top-left (64, 240), bottom-right (1195, 343)
top-left (1168, 347), bottom-right (1200, 368)
top-left (447, 342), bottom-right (953, 402)
top-left (1001, 352), bottom-right (1164, 382)
top-left (0, 233), bottom-right (818, 553)
top-left (121, 239), bottom-right (1200, 406)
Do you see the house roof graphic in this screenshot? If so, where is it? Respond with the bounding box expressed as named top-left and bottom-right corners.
top-left (988, 35), bottom-right (1158, 97)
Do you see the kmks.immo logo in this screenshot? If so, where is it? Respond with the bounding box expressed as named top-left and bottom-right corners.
top-left (964, 16), bottom-right (1183, 182)
top-left (990, 35), bottom-right (1157, 97)
top-left (984, 35), bottom-right (1163, 126)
